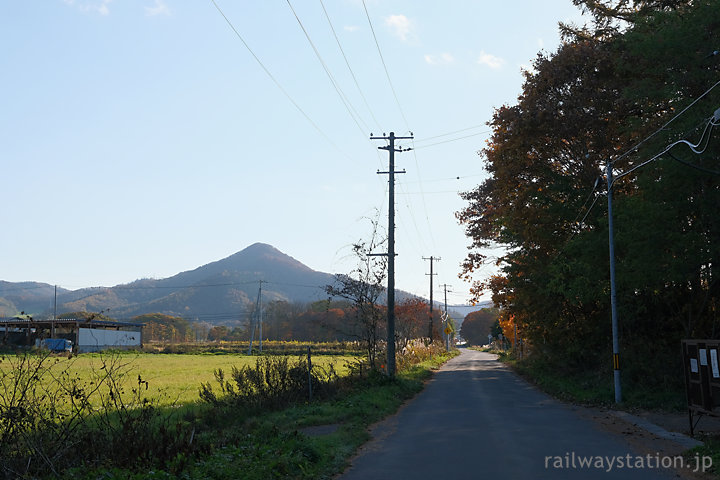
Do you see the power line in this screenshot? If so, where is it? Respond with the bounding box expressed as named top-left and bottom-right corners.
top-left (562, 113), bottom-right (719, 250)
top-left (578, 193), bottom-right (602, 227)
top-left (570, 177), bottom-right (602, 228)
top-left (543, 175), bottom-right (606, 266)
top-left (265, 280), bottom-right (327, 291)
top-left (285, 0), bottom-right (370, 137)
top-left (286, 0), bottom-right (390, 171)
top-left (611, 78), bottom-right (720, 168)
top-left (209, 0), bottom-right (352, 161)
top-left (667, 151), bottom-right (720, 175)
top-left (402, 173), bottom-right (486, 184)
top-left (567, 109), bottom-right (719, 238)
top-left (397, 189), bottom-right (461, 195)
top-left (553, 116), bottom-right (719, 266)
top-left (396, 173), bottom-right (432, 244)
top-left (614, 117), bottom-right (717, 184)
top-left (361, 0), bottom-right (410, 130)
top-left (358, 1), bottom-right (427, 251)
top-left (113, 281), bottom-right (260, 290)
top-left (408, 145), bottom-right (438, 251)
top-left (395, 182), bottom-right (430, 254)
top-left (319, 0), bottom-right (382, 132)
top-left (413, 131), bottom-right (490, 149)
top-left (413, 126), bottom-right (490, 143)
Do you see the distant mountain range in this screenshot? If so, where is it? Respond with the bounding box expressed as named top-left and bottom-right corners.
top-left (0, 244), bottom-right (334, 323)
top-left (447, 303), bottom-right (494, 318)
top-left (0, 243), bottom-right (487, 325)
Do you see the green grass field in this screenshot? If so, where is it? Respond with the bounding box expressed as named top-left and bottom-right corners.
top-left (2, 343), bottom-right (457, 479)
top-left (3, 352), bottom-right (355, 407)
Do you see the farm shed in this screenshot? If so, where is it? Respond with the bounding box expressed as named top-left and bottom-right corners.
top-left (0, 317), bottom-right (143, 353)
top-left (77, 325), bottom-right (141, 352)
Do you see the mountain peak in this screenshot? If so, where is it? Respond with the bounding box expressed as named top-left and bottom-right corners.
top-left (225, 243), bottom-right (311, 273)
top-left (244, 242), bottom-right (277, 253)
top-left (0, 243), bottom-right (420, 322)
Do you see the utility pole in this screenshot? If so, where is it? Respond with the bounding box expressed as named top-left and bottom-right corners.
top-left (52, 285), bottom-right (57, 338)
top-left (441, 283), bottom-right (452, 351)
top-left (259, 281), bottom-right (263, 353)
top-left (601, 108), bottom-right (720, 403)
top-left (606, 160), bottom-right (622, 403)
top-left (248, 280), bottom-right (264, 355)
top-left (443, 284), bottom-right (451, 350)
top-left (423, 256), bottom-right (440, 341)
top-left (371, 131), bottom-right (412, 378)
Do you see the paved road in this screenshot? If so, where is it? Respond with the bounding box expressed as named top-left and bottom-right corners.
top-left (339, 349), bottom-right (684, 479)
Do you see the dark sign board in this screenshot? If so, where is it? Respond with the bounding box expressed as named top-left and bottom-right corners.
top-left (681, 339), bottom-right (720, 435)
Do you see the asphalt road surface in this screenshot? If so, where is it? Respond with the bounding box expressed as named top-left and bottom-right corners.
top-left (339, 349), bottom-right (686, 479)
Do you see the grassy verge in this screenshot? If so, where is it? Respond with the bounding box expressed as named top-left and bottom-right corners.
top-left (173, 354), bottom-right (457, 480)
top-left (475, 347), bottom-right (686, 411)
top-left (686, 438), bottom-right (720, 477)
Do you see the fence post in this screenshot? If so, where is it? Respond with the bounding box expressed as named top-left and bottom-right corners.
top-left (307, 345), bottom-right (313, 402)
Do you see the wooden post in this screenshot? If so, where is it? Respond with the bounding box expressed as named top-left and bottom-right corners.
top-left (307, 346), bottom-right (313, 402)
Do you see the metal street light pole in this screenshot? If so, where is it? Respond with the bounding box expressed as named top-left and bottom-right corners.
top-left (606, 159), bottom-right (622, 403)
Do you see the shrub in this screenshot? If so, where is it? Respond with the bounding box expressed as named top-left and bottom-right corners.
top-left (395, 340), bottom-right (448, 371)
top-left (0, 352), bottom-right (194, 479)
top-left (199, 355), bottom-right (338, 410)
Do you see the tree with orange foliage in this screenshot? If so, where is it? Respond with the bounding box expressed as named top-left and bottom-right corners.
top-left (498, 312), bottom-right (516, 347)
top-left (395, 298), bottom-right (428, 351)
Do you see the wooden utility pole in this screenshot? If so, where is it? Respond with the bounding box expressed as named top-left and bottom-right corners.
top-left (248, 280), bottom-right (264, 354)
top-left (441, 283), bottom-right (452, 350)
top-left (370, 131), bottom-right (412, 378)
top-left (52, 285), bottom-right (57, 338)
top-left (423, 256), bottom-right (440, 341)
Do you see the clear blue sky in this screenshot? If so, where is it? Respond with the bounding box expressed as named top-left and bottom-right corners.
top-left (1, 0), bottom-right (587, 305)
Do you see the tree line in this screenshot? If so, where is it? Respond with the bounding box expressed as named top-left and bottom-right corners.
top-left (131, 297), bottom-right (438, 347)
top-left (458, 0), bottom-right (720, 387)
